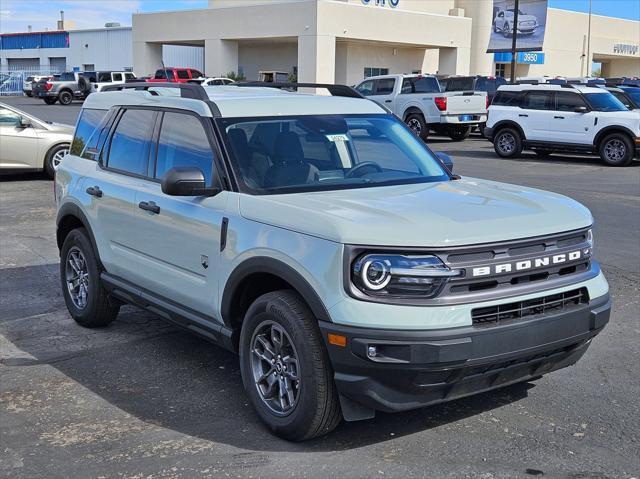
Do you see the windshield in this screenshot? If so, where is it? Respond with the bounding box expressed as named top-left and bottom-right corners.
top-left (584, 92), bottom-right (628, 112)
top-left (218, 114), bottom-right (449, 194)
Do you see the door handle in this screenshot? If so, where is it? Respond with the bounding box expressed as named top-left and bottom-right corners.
top-left (554, 116), bottom-right (565, 119)
top-left (384, 100), bottom-right (392, 103)
top-left (518, 114), bottom-right (528, 117)
top-left (138, 201), bottom-right (160, 214)
top-left (85, 186), bottom-right (103, 198)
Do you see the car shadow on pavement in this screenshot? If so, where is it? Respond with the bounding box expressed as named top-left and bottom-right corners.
top-left (1, 263), bottom-right (534, 453)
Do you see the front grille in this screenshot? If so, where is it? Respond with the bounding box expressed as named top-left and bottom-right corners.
top-left (471, 287), bottom-right (589, 326)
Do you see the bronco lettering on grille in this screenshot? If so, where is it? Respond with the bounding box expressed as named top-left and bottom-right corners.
top-left (471, 250), bottom-right (585, 277)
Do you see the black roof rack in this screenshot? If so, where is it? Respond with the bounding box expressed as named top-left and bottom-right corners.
top-left (233, 82), bottom-right (364, 99)
top-left (100, 82), bottom-right (210, 101)
top-left (99, 81), bottom-right (221, 116)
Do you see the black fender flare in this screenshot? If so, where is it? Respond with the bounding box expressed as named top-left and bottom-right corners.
top-left (221, 256), bottom-right (332, 327)
top-left (491, 120), bottom-right (527, 141)
top-left (593, 126), bottom-right (637, 147)
top-left (56, 202), bottom-right (102, 267)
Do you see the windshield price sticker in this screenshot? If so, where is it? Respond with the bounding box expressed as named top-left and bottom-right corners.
top-left (326, 134), bottom-right (350, 143)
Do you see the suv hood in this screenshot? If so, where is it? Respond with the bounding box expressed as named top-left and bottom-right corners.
top-left (517, 14), bottom-right (537, 22)
top-left (239, 178), bottom-right (592, 247)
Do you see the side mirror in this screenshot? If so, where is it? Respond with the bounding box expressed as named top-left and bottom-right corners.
top-left (574, 106), bottom-right (589, 113)
top-left (19, 117), bottom-right (32, 128)
top-left (161, 167), bottom-right (219, 196)
top-left (435, 152), bottom-right (454, 173)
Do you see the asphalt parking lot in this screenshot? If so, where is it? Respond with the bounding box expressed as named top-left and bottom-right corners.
top-left (1, 96), bottom-right (639, 479)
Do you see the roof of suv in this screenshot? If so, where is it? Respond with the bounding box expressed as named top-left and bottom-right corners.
top-left (499, 84), bottom-right (606, 94)
top-left (82, 84), bottom-right (386, 118)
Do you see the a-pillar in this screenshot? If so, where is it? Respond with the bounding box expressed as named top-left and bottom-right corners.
top-left (297, 35), bottom-right (336, 84)
top-left (205, 39), bottom-right (238, 78)
top-left (133, 42), bottom-right (163, 77)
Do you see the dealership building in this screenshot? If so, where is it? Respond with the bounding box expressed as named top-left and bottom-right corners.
top-left (131, 0), bottom-right (639, 84)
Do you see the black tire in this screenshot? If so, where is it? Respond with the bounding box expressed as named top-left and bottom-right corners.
top-left (44, 97), bottom-right (57, 105)
top-left (503, 23), bottom-right (511, 37)
top-left (77, 76), bottom-right (90, 95)
top-left (25, 91), bottom-right (33, 97)
top-left (493, 127), bottom-right (523, 158)
top-left (58, 90), bottom-right (73, 105)
top-left (448, 125), bottom-right (471, 142)
top-left (44, 143), bottom-right (70, 178)
top-left (405, 113), bottom-right (429, 141)
top-left (478, 123), bottom-right (486, 137)
top-left (598, 133), bottom-right (634, 166)
top-left (239, 290), bottom-right (342, 441)
top-left (60, 228), bottom-right (119, 328)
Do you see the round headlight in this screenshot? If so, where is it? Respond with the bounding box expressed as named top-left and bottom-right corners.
top-left (361, 259), bottom-right (391, 290)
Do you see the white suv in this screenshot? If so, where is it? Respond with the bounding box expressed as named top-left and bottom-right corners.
top-left (485, 84), bottom-right (640, 166)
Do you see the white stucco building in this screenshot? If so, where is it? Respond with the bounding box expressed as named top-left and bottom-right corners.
top-left (131, 0), bottom-right (639, 83)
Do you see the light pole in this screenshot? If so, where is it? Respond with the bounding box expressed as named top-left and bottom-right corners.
top-left (586, 0), bottom-right (593, 76)
top-left (509, 0), bottom-right (520, 84)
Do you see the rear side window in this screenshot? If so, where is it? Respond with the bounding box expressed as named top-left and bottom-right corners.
top-left (60, 72), bottom-right (75, 81)
top-left (401, 77), bottom-right (440, 94)
top-left (374, 78), bottom-right (395, 95)
top-left (492, 91), bottom-right (521, 106)
top-left (112, 73), bottom-right (123, 82)
top-left (71, 108), bottom-right (108, 156)
top-left (154, 69), bottom-right (171, 79)
top-left (522, 91), bottom-right (553, 110)
top-left (555, 92), bottom-right (588, 111)
top-left (176, 70), bottom-right (190, 79)
top-left (154, 112), bottom-right (214, 183)
top-left (106, 109), bottom-right (156, 176)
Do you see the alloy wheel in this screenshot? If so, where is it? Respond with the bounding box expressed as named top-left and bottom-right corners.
top-left (603, 139), bottom-right (626, 162)
top-left (65, 246), bottom-right (90, 309)
top-left (52, 147), bottom-right (69, 170)
top-left (407, 118), bottom-right (422, 135)
top-left (250, 320), bottom-right (300, 416)
top-left (497, 132), bottom-right (516, 154)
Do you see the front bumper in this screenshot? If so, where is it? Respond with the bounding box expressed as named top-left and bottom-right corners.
top-left (320, 293), bottom-right (610, 419)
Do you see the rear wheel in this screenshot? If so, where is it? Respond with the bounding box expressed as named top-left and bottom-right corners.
top-left (493, 127), bottom-right (523, 158)
top-left (503, 23), bottom-right (511, 37)
top-left (44, 144), bottom-right (70, 178)
top-left (60, 228), bottom-right (119, 328)
top-left (405, 113), bottom-right (429, 141)
top-left (599, 133), bottom-right (633, 166)
top-left (239, 290), bottom-right (342, 441)
top-left (58, 90), bottom-right (73, 105)
top-left (25, 91), bottom-right (33, 97)
top-left (448, 125), bottom-right (471, 142)
top-left (44, 97), bottom-right (57, 105)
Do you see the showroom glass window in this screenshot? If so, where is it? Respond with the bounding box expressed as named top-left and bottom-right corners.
top-left (154, 112), bottom-right (214, 184)
top-left (106, 109), bottom-right (156, 176)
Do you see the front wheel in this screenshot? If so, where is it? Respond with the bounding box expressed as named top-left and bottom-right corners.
top-left (44, 97), bottom-right (57, 105)
top-left (448, 125), bottom-right (471, 142)
top-left (44, 143), bottom-right (69, 178)
top-left (405, 113), bottom-right (429, 141)
top-left (599, 133), bottom-right (634, 166)
top-left (239, 290), bottom-right (342, 441)
top-left (503, 23), bottom-right (512, 37)
top-left (493, 127), bottom-right (523, 158)
top-left (60, 228), bottom-right (120, 328)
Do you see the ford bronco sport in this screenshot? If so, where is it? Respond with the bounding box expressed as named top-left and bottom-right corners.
top-left (55, 82), bottom-right (611, 441)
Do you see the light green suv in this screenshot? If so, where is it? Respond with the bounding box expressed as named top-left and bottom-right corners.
top-left (55, 82), bottom-right (611, 441)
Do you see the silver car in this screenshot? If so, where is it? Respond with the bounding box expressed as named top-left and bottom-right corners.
top-left (0, 102), bottom-right (73, 177)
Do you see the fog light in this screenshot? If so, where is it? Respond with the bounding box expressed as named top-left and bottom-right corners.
top-left (367, 345), bottom-right (377, 358)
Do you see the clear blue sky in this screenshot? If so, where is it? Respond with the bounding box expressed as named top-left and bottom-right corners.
top-left (1, 0), bottom-right (638, 33)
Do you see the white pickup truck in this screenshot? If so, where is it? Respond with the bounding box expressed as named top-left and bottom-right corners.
top-left (91, 71), bottom-right (137, 92)
top-left (355, 74), bottom-right (488, 141)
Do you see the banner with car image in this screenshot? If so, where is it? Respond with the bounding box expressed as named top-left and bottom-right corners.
top-left (487, 0), bottom-right (548, 52)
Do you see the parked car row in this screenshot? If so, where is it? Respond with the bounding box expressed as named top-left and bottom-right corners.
top-left (29, 71), bottom-right (137, 105)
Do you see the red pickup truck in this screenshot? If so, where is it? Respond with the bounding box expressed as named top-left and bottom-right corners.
top-left (145, 68), bottom-right (204, 83)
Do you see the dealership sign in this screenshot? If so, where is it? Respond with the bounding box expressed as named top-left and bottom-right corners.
top-left (613, 43), bottom-right (639, 55)
top-left (487, 0), bottom-right (549, 53)
top-left (362, 0), bottom-right (400, 7)
top-left (494, 51), bottom-right (545, 64)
